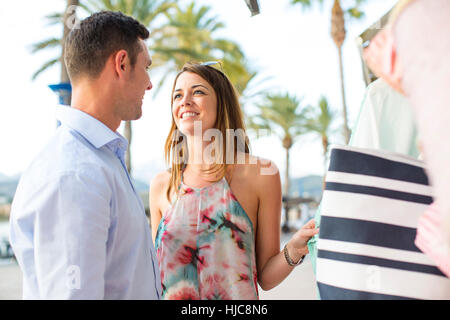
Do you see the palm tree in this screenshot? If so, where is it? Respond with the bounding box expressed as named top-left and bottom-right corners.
top-left (31, 0), bottom-right (79, 106)
top-left (84, 1), bottom-right (254, 174)
top-left (32, 0), bottom-right (254, 175)
top-left (160, 2), bottom-right (272, 124)
top-left (81, 0), bottom-right (178, 174)
top-left (31, 0), bottom-right (178, 174)
top-left (291, 0), bottom-right (366, 144)
top-left (250, 93), bottom-right (310, 231)
top-left (149, 2), bottom-right (223, 92)
top-left (305, 96), bottom-right (337, 173)
top-left (151, 1), bottom-right (251, 93)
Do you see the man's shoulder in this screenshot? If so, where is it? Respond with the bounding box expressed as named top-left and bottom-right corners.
top-left (20, 128), bottom-right (114, 190)
top-left (35, 126), bottom-right (112, 170)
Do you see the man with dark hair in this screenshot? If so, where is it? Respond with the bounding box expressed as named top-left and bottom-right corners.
top-left (9, 11), bottom-right (161, 299)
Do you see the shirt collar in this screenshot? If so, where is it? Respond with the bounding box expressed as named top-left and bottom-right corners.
top-left (55, 105), bottom-right (128, 153)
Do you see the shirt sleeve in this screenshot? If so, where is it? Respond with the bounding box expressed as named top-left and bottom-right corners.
top-left (23, 170), bottom-right (111, 299)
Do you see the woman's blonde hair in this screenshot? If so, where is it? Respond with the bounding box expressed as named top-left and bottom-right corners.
top-left (164, 62), bottom-right (250, 201)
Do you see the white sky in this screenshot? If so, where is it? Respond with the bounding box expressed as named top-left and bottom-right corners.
top-left (0, 0), bottom-right (397, 183)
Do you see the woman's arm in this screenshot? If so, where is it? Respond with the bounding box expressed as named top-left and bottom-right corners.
top-left (254, 160), bottom-right (319, 291)
top-left (149, 171), bottom-right (170, 244)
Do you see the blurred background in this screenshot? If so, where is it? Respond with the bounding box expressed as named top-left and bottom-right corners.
top-left (0, 0), bottom-right (397, 299)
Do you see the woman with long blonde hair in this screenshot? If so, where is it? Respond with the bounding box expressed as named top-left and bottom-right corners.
top-left (149, 62), bottom-right (318, 300)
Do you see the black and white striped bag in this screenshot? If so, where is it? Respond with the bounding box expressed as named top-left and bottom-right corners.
top-left (316, 145), bottom-right (450, 299)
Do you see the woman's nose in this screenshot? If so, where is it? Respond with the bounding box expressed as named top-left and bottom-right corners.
top-left (181, 94), bottom-right (192, 106)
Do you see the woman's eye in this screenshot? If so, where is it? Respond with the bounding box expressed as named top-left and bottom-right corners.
top-left (173, 94), bottom-right (181, 100)
top-left (194, 90), bottom-right (204, 95)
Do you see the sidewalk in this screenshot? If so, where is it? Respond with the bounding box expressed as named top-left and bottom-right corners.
top-left (258, 230), bottom-right (317, 300)
top-left (0, 231), bottom-right (318, 300)
top-left (0, 261), bottom-right (22, 300)
top-left (259, 256), bottom-right (317, 300)
top-left (0, 258), bottom-right (317, 300)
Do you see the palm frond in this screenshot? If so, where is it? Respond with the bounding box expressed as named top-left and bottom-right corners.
top-left (347, 6), bottom-right (365, 19)
top-left (291, 0), bottom-right (367, 20)
top-left (30, 38), bottom-right (61, 54)
top-left (43, 12), bottom-right (64, 26)
top-left (250, 92), bottom-right (310, 142)
top-left (290, 0), bottom-right (325, 10)
top-left (31, 58), bottom-right (59, 81)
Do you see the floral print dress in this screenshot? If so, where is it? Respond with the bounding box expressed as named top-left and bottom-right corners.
top-left (155, 177), bottom-right (259, 300)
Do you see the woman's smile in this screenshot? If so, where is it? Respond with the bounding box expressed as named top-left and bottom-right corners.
top-left (179, 111), bottom-right (200, 120)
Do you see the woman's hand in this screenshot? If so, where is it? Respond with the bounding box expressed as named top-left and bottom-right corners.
top-left (287, 219), bottom-right (319, 257)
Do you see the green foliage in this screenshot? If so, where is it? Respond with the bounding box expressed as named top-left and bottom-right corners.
top-left (82, 0), bottom-right (176, 28)
top-left (290, 0), bottom-right (366, 20)
top-left (290, 0), bottom-right (325, 7)
top-left (29, 13), bottom-right (64, 80)
top-left (250, 93), bottom-right (309, 143)
top-left (31, 58), bottom-right (59, 81)
top-left (30, 0), bottom-right (178, 81)
top-left (305, 95), bottom-right (336, 137)
top-left (151, 1), bottom-right (253, 93)
top-left (31, 0), bottom-right (259, 107)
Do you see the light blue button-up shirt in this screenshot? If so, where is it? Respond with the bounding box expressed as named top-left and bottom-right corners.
top-left (9, 106), bottom-right (161, 299)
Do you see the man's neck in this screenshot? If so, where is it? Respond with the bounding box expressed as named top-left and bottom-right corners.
top-left (70, 81), bottom-right (120, 132)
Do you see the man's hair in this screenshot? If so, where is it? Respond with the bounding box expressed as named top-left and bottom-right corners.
top-left (64, 11), bottom-right (149, 81)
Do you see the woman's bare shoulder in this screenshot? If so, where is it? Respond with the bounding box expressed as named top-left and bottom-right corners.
top-left (150, 170), bottom-right (171, 192)
top-left (233, 154), bottom-right (280, 181)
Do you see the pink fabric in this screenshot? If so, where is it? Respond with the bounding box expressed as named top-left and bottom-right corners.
top-left (393, 0), bottom-right (450, 256)
top-left (415, 203), bottom-right (450, 278)
top-left (154, 178), bottom-right (258, 300)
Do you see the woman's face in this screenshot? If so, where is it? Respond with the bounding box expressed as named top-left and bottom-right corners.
top-left (172, 71), bottom-right (217, 136)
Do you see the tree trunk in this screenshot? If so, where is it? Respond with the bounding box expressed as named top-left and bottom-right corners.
top-left (337, 46), bottom-right (350, 144)
top-left (322, 134), bottom-right (329, 189)
top-left (331, 0), bottom-right (350, 144)
top-left (284, 146), bottom-right (290, 196)
top-left (61, 0), bottom-right (79, 105)
top-left (282, 146), bottom-right (290, 232)
top-left (322, 134), bottom-right (329, 173)
top-left (124, 121), bottom-right (132, 174)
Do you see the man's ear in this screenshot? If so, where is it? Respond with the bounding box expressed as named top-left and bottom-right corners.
top-left (114, 50), bottom-right (129, 78)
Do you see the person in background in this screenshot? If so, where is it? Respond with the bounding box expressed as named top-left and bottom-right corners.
top-left (149, 62), bottom-right (319, 300)
top-left (350, 78), bottom-right (419, 158)
top-left (9, 11), bottom-right (161, 299)
top-left (307, 76), bottom-right (422, 298)
top-left (363, 0), bottom-right (450, 277)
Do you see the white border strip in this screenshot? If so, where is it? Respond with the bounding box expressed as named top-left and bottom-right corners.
top-left (317, 238), bottom-right (437, 266)
top-left (316, 258), bottom-right (450, 300)
top-left (321, 190), bottom-right (428, 229)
